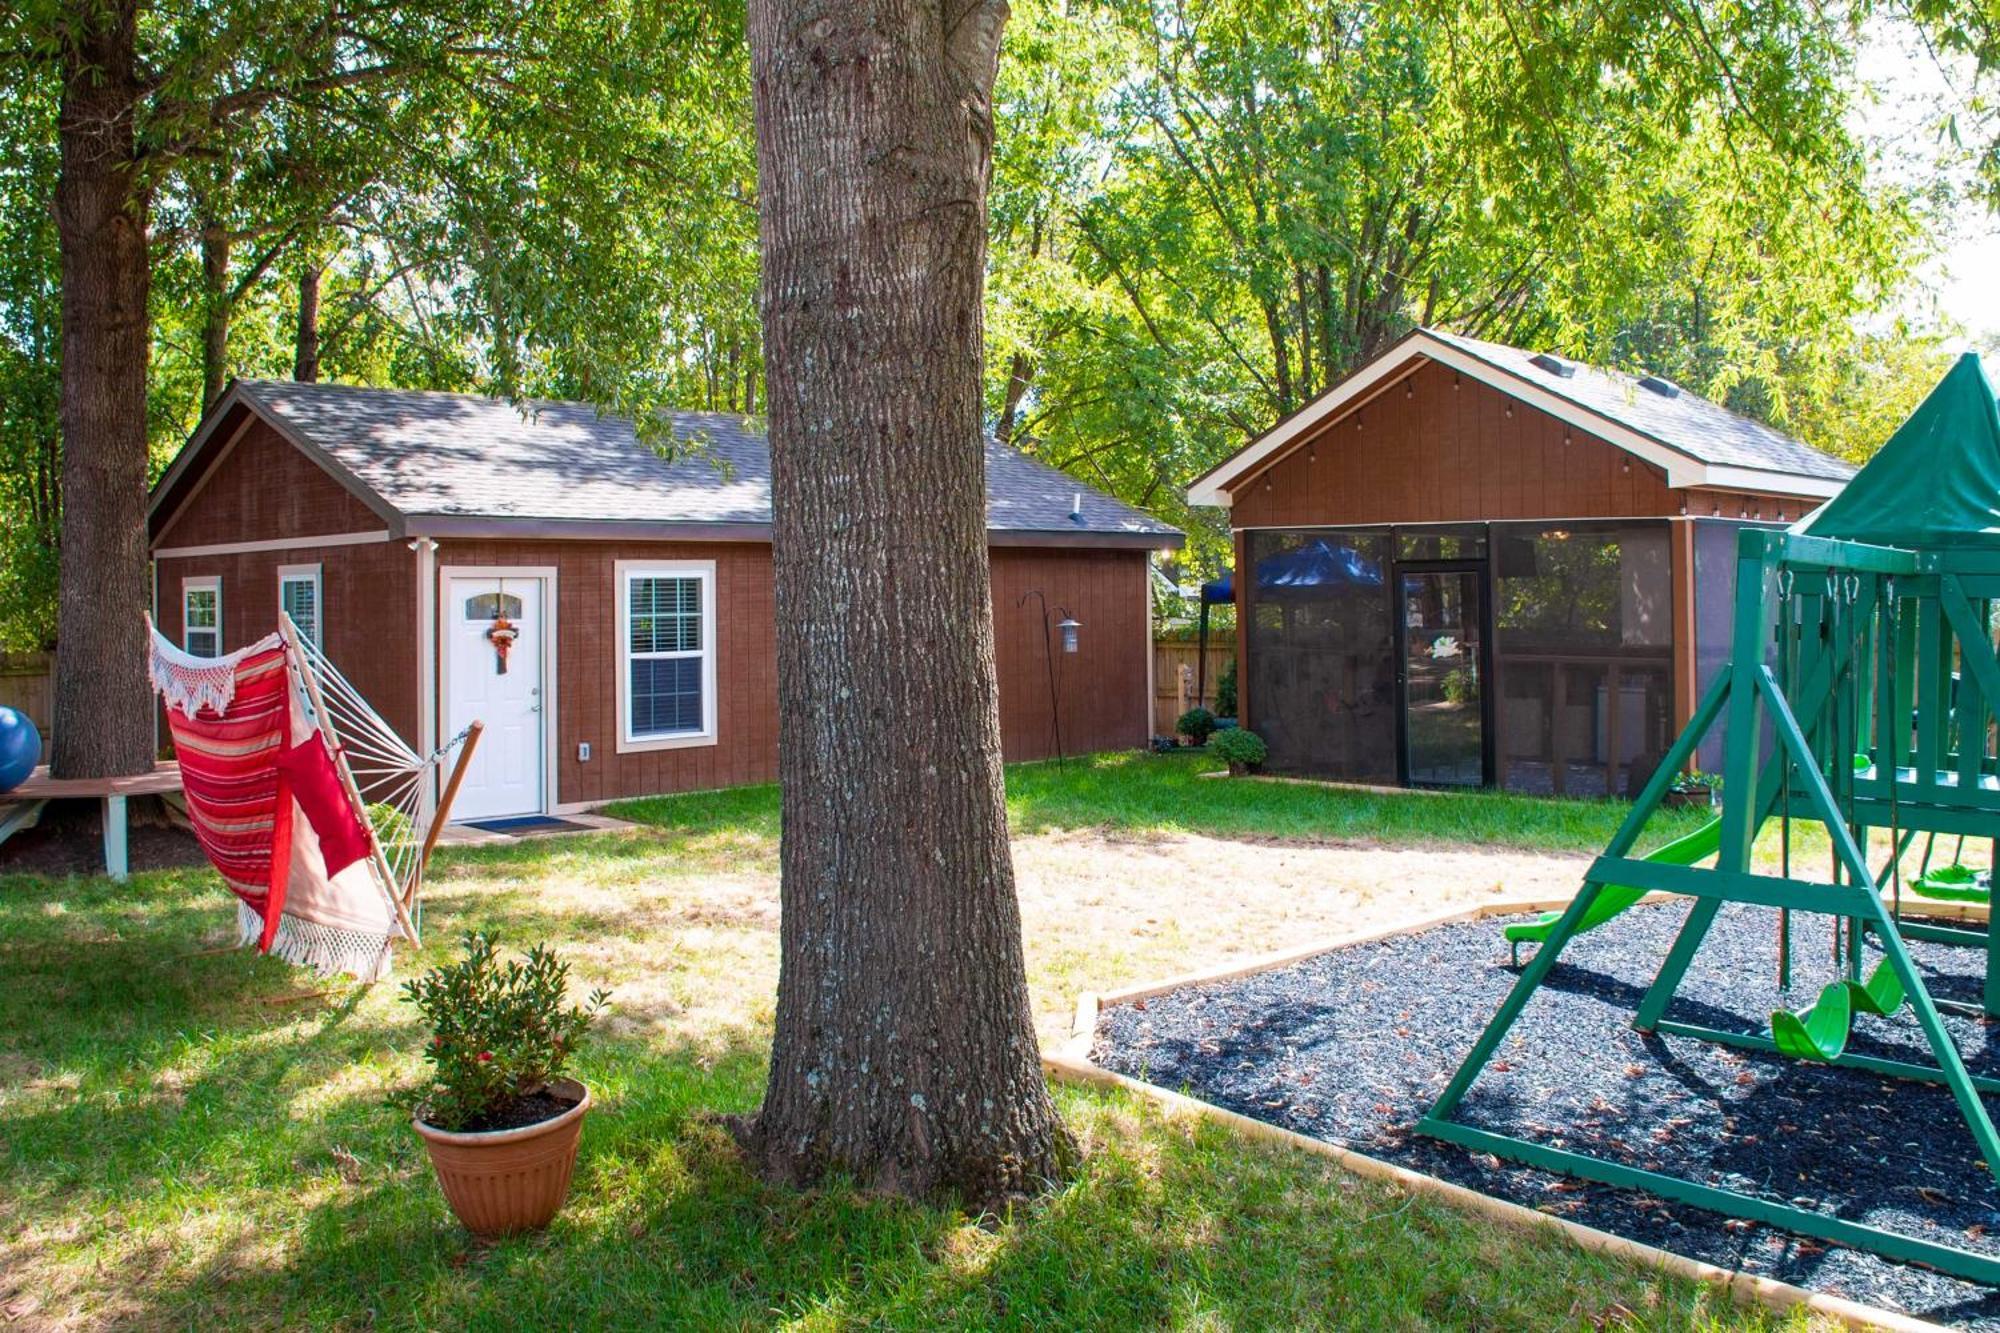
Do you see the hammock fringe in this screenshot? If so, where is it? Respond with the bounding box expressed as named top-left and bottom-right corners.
top-left (149, 629), bottom-right (284, 719)
top-left (238, 900), bottom-right (394, 981)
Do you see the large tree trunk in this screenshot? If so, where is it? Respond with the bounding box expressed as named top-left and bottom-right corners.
top-left (737, 0), bottom-right (1073, 1207)
top-left (294, 261), bottom-right (322, 381)
top-left (51, 0), bottom-right (155, 778)
top-left (200, 219), bottom-right (232, 409)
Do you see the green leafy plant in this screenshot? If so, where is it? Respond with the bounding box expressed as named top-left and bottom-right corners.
top-left (1671, 769), bottom-right (1721, 793)
top-left (1214, 658), bottom-right (1238, 719)
top-left (1176, 707), bottom-right (1217, 745)
top-left (1210, 727), bottom-right (1269, 770)
top-left (402, 934), bottom-right (609, 1132)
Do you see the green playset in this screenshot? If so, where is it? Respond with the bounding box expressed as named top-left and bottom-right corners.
top-left (1420, 353), bottom-right (2000, 1283)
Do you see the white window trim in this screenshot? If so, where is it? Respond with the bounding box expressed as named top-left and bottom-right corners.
top-left (616, 559), bottom-right (718, 753)
top-left (182, 575), bottom-right (222, 656)
top-left (278, 562), bottom-right (322, 645)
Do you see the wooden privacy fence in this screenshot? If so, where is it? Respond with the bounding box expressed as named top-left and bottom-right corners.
top-left (1153, 637), bottom-right (1235, 735)
top-left (0, 652), bottom-right (53, 739)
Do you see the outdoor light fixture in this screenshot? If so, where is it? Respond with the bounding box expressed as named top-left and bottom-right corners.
top-left (1018, 590), bottom-right (1075, 763)
top-left (1405, 380), bottom-right (1414, 398)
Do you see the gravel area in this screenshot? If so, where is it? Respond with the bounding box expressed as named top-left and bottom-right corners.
top-left (1093, 901), bottom-right (2000, 1326)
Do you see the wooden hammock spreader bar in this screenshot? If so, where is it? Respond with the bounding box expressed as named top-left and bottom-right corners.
top-left (414, 720), bottom-right (482, 904)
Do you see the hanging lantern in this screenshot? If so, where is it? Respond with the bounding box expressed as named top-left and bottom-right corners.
top-left (486, 614), bottom-right (519, 674)
top-left (1058, 615), bottom-right (1081, 654)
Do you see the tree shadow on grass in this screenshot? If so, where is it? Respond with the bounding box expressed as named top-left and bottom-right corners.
top-left (95, 1054), bottom-right (1718, 1332)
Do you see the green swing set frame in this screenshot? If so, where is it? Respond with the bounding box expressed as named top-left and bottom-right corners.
top-left (1419, 518), bottom-right (2000, 1283)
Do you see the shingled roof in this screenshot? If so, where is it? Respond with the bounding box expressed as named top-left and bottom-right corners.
top-left (1427, 330), bottom-right (1854, 484)
top-left (1187, 326), bottom-right (1854, 505)
top-left (154, 379), bottom-right (1181, 548)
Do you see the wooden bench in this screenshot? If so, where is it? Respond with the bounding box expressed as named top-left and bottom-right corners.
top-left (0, 763), bottom-right (185, 881)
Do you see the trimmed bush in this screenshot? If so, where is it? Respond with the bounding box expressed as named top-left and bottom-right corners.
top-left (1210, 727), bottom-right (1269, 771)
top-left (1175, 707), bottom-right (1217, 745)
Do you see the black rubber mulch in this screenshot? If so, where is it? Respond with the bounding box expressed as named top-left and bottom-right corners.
top-left (1092, 902), bottom-right (2000, 1327)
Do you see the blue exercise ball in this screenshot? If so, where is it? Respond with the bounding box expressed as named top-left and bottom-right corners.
top-left (0, 707), bottom-right (41, 794)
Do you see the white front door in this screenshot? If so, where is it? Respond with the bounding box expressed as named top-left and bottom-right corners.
top-left (446, 575), bottom-right (546, 820)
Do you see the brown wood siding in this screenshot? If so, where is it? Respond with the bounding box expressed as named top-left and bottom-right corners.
top-left (154, 413), bottom-right (383, 548)
top-left (435, 540), bottom-right (1152, 805)
top-left (437, 539), bottom-right (780, 805)
top-left (1227, 360), bottom-right (1678, 528)
top-left (153, 538), bottom-right (419, 742)
top-left (1671, 518), bottom-right (1696, 736)
top-left (986, 548), bottom-right (1151, 763)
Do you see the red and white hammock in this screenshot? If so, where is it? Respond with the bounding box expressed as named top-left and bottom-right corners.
top-left (147, 612), bottom-right (476, 980)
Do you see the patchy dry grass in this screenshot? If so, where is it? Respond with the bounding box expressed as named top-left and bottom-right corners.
top-left (0, 754), bottom-right (1829, 1330)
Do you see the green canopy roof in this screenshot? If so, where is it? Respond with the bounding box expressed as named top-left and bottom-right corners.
top-left (1796, 353), bottom-right (2000, 550)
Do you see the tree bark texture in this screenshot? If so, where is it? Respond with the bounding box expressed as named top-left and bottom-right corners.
top-left (738, 0), bottom-right (1073, 1207)
top-left (52, 0), bottom-right (156, 778)
top-left (201, 220), bottom-right (232, 408)
top-left (295, 261), bottom-right (322, 381)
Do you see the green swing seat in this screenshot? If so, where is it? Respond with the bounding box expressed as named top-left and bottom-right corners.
top-left (1769, 961), bottom-right (1906, 1062)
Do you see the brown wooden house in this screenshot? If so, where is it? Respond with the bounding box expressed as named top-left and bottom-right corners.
top-left (148, 381), bottom-right (1180, 821)
top-left (1186, 327), bottom-right (1854, 797)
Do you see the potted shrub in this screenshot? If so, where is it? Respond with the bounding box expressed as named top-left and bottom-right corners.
top-left (1665, 769), bottom-right (1719, 809)
top-left (1210, 726), bottom-right (1269, 776)
top-left (1176, 706), bottom-right (1218, 747)
top-left (403, 934), bottom-right (609, 1236)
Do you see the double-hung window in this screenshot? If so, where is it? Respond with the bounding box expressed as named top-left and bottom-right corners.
top-left (183, 577), bottom-right (222, 657)
top-left (617, 560), bottom-right (716, 750)
top-left (279, 564), bottom-right (322, 645)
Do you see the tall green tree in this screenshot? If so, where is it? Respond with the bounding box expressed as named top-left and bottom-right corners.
top-left (984, 0), bottom-right (1929, 569)
top-left (739, 0), bottom-right (1074, 1205)
top-left (1, 0), bottom-right (748, 772)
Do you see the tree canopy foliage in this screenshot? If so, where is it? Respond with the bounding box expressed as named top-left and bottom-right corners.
top-left (0, 0), bottom-right (1984, 650)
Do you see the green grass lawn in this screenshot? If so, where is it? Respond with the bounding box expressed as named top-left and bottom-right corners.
top-left (0, 755), bottom-right (1820, 1330)
top-left (613, 749), bottom-right (1721, 856)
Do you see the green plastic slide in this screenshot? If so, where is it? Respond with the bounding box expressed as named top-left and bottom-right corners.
top-left (1504, 817), bottom-right (1723, 962)
top-left (1912, 863), bottom-right (1991, 903)
top-left (1770, 961), bottom-right (1905, 1062)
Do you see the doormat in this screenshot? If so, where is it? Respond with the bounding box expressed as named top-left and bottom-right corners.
top-left (461, 815), bottom-right (596, 836)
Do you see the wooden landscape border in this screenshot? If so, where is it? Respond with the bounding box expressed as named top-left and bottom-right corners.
top-left (1041, 898), bottom-right (1952, 1333)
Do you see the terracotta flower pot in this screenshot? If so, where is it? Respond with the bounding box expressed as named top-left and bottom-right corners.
top-left (414, 1078), bottom-right (590, 1236)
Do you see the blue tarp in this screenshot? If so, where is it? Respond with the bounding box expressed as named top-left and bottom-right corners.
top-left (1200, 539), bottom-right (1382, 604)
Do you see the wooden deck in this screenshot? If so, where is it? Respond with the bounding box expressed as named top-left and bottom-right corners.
top-left (1, 761), bottom-right (184, 881)
top-left (6, 762), bottom-right (182, 800)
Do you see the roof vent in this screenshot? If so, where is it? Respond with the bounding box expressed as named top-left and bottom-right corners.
top-left (1638, 374), bottom-right (1681, 399)
top-left (1529, 353), bottom-right (1576, 379)
top-left (1070, 492), bottom-right (1086, 525)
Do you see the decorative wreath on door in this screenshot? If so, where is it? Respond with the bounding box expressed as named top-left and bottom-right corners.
top-left (484, 580), bottom-right (519, 674)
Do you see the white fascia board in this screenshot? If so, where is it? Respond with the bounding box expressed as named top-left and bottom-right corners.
top-left (1695, 465), bottom-right (1847, 500)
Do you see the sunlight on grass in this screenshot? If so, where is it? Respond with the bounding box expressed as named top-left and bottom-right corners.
top-left (0, 760), bottom-right (1837, 1330)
